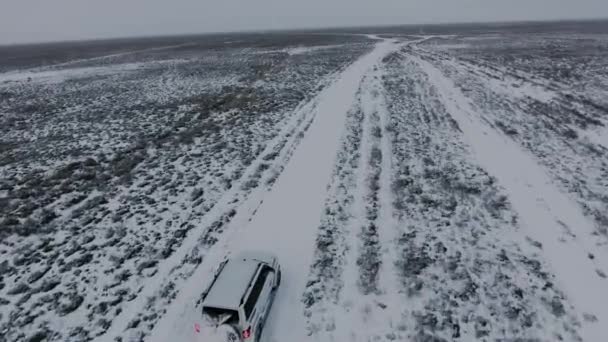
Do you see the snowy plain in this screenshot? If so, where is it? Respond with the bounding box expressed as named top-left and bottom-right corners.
top-left (2, 21), bottom-right (608, 342)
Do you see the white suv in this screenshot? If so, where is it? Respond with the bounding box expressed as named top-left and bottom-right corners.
top-left (200, 251), bottom-right (281, 342)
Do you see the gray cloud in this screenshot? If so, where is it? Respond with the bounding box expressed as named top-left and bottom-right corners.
top-left (1, 0), bottom-right (606, 44)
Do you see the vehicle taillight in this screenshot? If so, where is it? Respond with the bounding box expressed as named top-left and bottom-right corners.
top-left (242, 326), bottom-right (251, 339)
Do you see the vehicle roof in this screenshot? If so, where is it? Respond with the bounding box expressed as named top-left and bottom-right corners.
top-left (202, 258), bottom-right (260, 310)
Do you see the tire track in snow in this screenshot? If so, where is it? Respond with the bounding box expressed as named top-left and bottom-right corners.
top-left (302, 38), bottom-right (439, 342)
top-left (413, 55), bottom-right (608, 342)
top-left (303, 52), bottom-right (404, 342)
top-left (302, 100), bottom-right (364, 337)
top-left (374, 64), bottom-right (404, 338)
top-left (302, 71), bottom-right (385, 342)
top-left (330, 80), bottom-right (376, 341)
top-left (339, 62), bottom-right (404, 342)
top-left (356, 77), bottom-right (382, 296)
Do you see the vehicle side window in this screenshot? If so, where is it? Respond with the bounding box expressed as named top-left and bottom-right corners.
top-left (243, 266), bottom-right (271, 318)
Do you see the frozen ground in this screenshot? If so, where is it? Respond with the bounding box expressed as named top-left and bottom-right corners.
top-left (1, 21), bottom-right (608, 342)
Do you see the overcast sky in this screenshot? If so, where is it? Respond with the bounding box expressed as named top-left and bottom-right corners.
top-left (1, 0), bottom-right (606, 44)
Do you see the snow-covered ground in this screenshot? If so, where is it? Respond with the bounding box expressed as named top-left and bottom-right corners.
top-left (2, 23), bottom-right (608, 342)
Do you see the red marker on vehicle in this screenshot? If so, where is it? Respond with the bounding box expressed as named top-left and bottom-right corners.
top-left (194, 323), bottom-right (201, 333)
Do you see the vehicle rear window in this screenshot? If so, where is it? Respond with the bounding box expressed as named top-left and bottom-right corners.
top-left (243, 266), bottom-right (271, 319)
top-left (202, 307), bottom-right (239, 325)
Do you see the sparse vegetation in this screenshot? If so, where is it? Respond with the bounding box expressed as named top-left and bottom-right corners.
top-left (2, 21), bottom-right (608, 342)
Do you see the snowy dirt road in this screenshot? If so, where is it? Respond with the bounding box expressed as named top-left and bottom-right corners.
top-left (232, 39), bottom-right (400, 342)
top-left (145, 38), bottom-right (400, 342)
